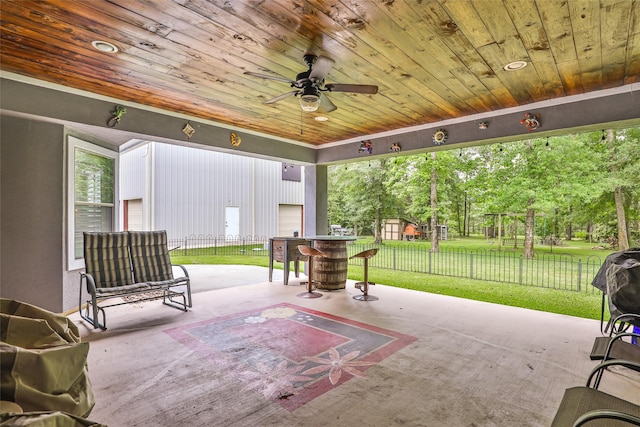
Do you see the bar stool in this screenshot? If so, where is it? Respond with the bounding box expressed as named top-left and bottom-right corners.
top-left (296, 245), bottom-right (327, 298)
top-left (350, 248), bottom-right (379, 301)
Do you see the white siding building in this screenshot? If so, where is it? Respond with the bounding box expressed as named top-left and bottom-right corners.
top-left (119, 142), bottom-right (305, 240)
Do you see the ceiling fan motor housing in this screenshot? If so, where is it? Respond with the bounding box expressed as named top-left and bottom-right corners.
top-left (303, 53), bottom-right (318, 68)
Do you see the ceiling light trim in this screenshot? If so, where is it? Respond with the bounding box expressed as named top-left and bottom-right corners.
top-left (503, 60), bottom-right (527, 71)
top-left (91, 40), bottom-right (118, 53)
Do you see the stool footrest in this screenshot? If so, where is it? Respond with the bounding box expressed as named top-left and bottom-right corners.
top-left (355, 282), bottom-right (375, 289)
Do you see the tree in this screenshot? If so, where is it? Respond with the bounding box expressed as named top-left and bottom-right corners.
top-left (606, 129), bottom-right (629, 249)
top-left (328, 159), bottom-right (399, 243)
top-left (328, 127), bottom-right (640, 250)
top-left (470, 135), bottom-right (603, 257)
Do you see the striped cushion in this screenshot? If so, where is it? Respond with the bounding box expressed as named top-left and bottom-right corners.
top-left (83, 232), bottom-right (133, 288)
top-left (128, 231), bottom-right (174, 283)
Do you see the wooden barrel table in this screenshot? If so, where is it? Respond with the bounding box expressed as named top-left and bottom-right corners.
top-left (306, 236), bottom-right (355, 290)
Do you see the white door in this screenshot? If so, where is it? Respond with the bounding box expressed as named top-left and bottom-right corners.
top-left (225, 207), bottom-right (240, 237)
top-left (278, 204), bottom-right (303, 236)
top-left (126, 199), bottom-right (143, 231)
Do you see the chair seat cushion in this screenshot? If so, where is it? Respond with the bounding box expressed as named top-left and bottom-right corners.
top-left (551, 386), bottom-right (640, 426)
top-left (590, 336), bottom-right (640, 361)
top-left (95, 282), bottom-right (152, 295)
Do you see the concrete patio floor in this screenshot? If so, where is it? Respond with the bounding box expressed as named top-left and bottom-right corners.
top-left (69, 265), bottom-right (640, 426)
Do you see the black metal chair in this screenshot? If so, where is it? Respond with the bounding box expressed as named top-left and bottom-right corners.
top-left (550, 360), bottom-right (640, 426)
top-left (296, 245), bottom-right (327, 299)
top-left (350, 248), bottom-right (379, 301)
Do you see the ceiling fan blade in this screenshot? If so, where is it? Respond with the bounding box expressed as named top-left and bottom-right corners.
top-left (264, 90), bottom-right (300, 104)
top-left (244, 71), bottom-right (295, 85)
top-left (309, 56), bottom-right (335, 81)
top-left (319, 92), bottom-right (337, 112)
top-left (325, 83), bottom-right (378, 94)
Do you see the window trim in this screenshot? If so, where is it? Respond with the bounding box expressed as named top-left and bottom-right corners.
top-left (67, 136), bottom-right (119, 270)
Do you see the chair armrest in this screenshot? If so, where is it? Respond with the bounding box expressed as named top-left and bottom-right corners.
top-left (79, 272), bottom-right (98, 294)
top-left (172, 264), bottom-right (190, 279)
top-left (587, 359), bottom-right (640, 388)
top-left (573, 409), bottom-right (640, 426)
top-left (609, 313), bottom-right (640, 336)
top-left (603, 331), bottom-right (640, 359)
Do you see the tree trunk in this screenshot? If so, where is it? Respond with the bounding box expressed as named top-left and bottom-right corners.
top-left (463, 192), bottom-right (468, 237)
top-left (430, 152), bottom-right (439, 252)
top-left (566, 207), bottom-right (572, 241)
top-left (497, 213), bottom-right (502, 249)
top-left (607, 129), bottom-right (630, 250)
top-left (614, 187), bottom-right (629, 250)
top-left (523, 203), bottom-right (535, 258)
top-left (374, 196), bottom-right (382, 244)
top-left (456, 202), bottom-right (462, 236)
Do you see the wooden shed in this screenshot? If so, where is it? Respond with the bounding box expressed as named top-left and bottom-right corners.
top-left (383, 219), bottom-right (405, 241)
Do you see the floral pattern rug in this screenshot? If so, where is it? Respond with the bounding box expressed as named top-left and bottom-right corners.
top-left (164, 302), bottom-right (417, 411)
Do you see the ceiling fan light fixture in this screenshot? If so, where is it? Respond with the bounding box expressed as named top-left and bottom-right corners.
top-left (299, 94), bottom-right (320, 112)
top-left (91, 40), bottom-right (118, 53)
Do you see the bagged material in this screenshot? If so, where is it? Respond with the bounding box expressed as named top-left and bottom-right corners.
top-left (0, 299), bottom-right (95, 418)
top-left (0, 411), bottom-right (106, 427)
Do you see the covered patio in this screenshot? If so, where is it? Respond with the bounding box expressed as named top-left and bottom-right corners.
top-left (70, 265), bottom-right (640, 426)
top-left (1, 1), bottom-right (639, 424)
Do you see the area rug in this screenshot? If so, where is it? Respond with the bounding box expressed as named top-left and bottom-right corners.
top-left (164, 302), bottom-right (417, 411)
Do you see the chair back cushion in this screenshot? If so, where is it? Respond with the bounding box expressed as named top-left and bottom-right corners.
top-left (83, 232), bottom-right (133, 288)
top-left (128, 231), bottom-right (174, 283)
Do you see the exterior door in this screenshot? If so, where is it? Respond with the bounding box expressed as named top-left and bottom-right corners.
top-left (278, 204), bottom-right (303, 236)
top-left (125, 199), bottom-right (143, 231)
top-left (225, 206), bottom-right (240, 237)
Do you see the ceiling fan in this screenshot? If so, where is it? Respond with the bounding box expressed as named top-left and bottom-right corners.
top-left (244, 54), bottom-right (378, 113)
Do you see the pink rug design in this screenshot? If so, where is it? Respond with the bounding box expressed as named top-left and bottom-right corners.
top-left (164, 302), bottom-right (417, 411)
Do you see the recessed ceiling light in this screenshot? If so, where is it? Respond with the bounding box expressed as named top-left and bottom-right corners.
top-left (314, 116), bottom-right (329, 122)
top-left (503, 61), bottom-right (527, 71)
top-left (91, 40), bottom-right (118, 53)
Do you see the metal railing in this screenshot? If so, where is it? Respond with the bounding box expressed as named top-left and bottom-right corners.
top-left (169, 235), bottom-right (270, 256)
top-left (168, 235), bottom-right (604, 293)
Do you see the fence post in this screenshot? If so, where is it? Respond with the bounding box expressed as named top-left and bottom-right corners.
top-left (183, 237), bottom-right (187, 256)
top-left (470, 252), bottom-right (474, 280)
top-left (577, 259), bottom-right (582, 292)
top-left (393, 248), bottom-right (397, 271)
top-left (214, 237), bottom-right (217, 255)
top-left (428, 251), bottom-right (432, 274)
top-left (519, 256), bottom-right (523, 285)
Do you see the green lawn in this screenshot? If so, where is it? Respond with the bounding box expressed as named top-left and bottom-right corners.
top-left (171, 246), bottom-right (606, 321)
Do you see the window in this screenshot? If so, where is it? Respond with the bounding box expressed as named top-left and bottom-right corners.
top-left (68, 136), bottom-right (118, 269)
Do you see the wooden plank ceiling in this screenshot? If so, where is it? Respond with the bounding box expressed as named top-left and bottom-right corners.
top-left (1, 0), bottom-right (639, 146)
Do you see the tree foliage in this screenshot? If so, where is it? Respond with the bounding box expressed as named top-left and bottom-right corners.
top-left (327, 127), bottom-right (640, 251)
